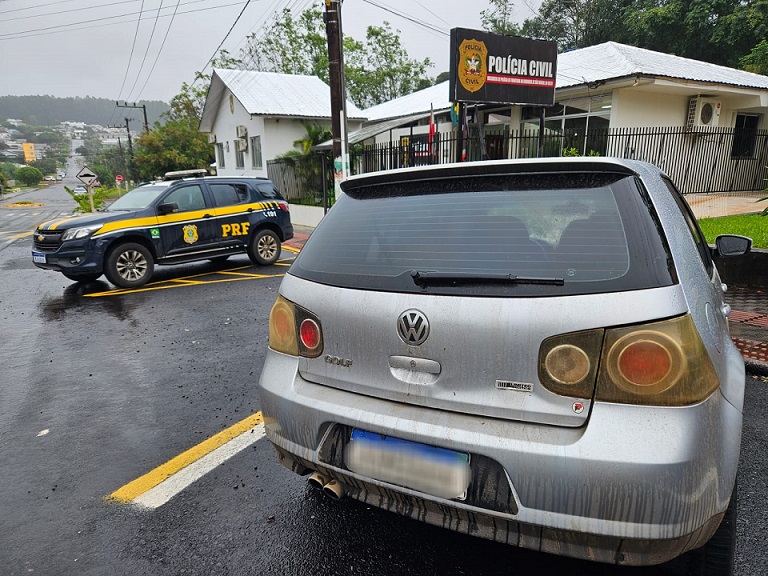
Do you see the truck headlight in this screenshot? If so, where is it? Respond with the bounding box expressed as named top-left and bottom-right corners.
top-left (61, 225), bottom-right (102, 241)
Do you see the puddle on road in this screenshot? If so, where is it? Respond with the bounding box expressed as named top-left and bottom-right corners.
top-left (39, 281), bottom-right (137, 324)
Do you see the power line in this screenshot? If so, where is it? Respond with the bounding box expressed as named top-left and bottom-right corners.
top-left (116, 0), bottom-right (147, 104)
top-left (0, 0), bottom-right (244, 40)
top-left (124, 0), bottom-right (167, 101)
top-left (360, 0), bottom-right (448, 37)
top-left (1, 0), bottom-right (137, 22)
top-left (194, 0), bottom-right (252, 78)
top-left (134, 0), bottom-right (184, 101)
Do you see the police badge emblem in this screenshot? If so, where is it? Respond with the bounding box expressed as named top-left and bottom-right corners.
top-left (183, 224), bottom-right (199, 244)
top-left (458, 38), bottom-right (488, 93)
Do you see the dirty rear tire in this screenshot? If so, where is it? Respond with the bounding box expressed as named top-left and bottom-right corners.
top-left (247, 229), bottom-right (281, 266)
top-left (104, 242), bottom-right (154, 288)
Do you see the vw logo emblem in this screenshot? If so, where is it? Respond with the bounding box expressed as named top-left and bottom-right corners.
top-left (398, 309), bottom-right (429, 346)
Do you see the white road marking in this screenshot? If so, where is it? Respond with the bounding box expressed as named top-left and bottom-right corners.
top-left (132, 423), bottom-right (266, 509)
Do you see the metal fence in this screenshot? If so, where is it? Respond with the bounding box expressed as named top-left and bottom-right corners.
top-left (268, 126), bottom-right (768, 202)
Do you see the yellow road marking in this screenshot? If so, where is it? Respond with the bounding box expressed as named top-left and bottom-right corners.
top-left (108, 412), bottom-right (264, 504)
top-left (282, 245), bottom-right (301, 253)
top-left (85, 273), bottom-right (286, 297)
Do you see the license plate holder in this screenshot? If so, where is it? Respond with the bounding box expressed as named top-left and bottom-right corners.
top-left (345, 429), bottom-right (470, 500)
top-left (32, 252), bottom-right (46, 264)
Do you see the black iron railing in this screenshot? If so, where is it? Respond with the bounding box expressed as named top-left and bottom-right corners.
top-left (267, 126), bottom-right (768, 203)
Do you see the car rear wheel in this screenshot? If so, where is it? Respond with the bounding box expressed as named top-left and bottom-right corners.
top-left (105, 242), bottom-right (154, 288)
top-left (248, 229), bottom-right (281, 266)
top-left (62, 272), bottom-right (102, 283)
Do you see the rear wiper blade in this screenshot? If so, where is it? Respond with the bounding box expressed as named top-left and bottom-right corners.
top-left (410, 270), bottom-right (564, 287)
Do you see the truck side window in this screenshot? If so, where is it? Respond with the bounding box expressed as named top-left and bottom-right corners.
top-left (210, 183), bottom-right (248, 207)
top-left (164, 185), bottom-right (206, 212)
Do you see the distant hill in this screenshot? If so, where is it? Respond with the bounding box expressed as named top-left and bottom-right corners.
top-left (0, 95), bottom-right (169, 127)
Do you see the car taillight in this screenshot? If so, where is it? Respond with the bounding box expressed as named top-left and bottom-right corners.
top-left (278, 201), bottom-right (289, 212)
top-left (268, 295), bottom-right (323, 357)
top-left (538, 314), bottom-right (719, 406)
top-left (597, 314), bottom-right (718, 406)
top-left (539, 329), bottom-right (604, 398)
top-left (300, 318), bottom-right (321, 352)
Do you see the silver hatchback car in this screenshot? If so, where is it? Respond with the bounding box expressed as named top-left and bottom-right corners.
top-left (259, 158), bottom-right (751, 573)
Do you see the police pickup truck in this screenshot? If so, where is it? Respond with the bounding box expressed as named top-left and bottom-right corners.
top-left (32, 176), bottom-right (294, 288)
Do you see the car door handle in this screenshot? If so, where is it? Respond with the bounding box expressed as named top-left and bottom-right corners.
top-left (203, 213), bottom-right (212, 218)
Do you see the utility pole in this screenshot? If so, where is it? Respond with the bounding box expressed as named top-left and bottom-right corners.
top-left (109, 122), bottom-right (135, 183)
top-left (324, 0), bottom-right (348, 190)
top-left (124, 118), bottom-right (136, 183)
top-left (116, 101), bottom-right (149, 134)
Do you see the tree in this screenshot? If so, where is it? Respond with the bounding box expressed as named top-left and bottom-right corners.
top-left (481, 0), bottom-right (521, 36)
top-left (30, 158), bottom-right (57, 176)
top-left (133, 118), bottom-right (214, 180)
top-left (241, 8), bottom-right (329, 81)
top-left (240, 9), bottom-right (433, 108)
top-left (0, 162), bottom-right (17, 181)
top-left (521, 0), bottom-right (631, 51)
top-left (741, 40), bottom-right (768, 75)
top-left (291, 123), bottom-right (332, 156)
top-left (15, 166), bottom-right (43, 186)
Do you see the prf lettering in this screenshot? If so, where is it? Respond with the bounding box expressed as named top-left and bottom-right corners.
top-left (221, 222), bottom-right (250, 237)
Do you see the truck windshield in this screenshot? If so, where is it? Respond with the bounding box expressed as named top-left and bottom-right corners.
top-left (106, 185), bottom-right (169, 211)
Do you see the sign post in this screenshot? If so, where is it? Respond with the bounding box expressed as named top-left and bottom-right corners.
top-left (77, 166), bottom-right (98, 212)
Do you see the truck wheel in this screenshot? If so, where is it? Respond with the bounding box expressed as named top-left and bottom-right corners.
top-left (105, 242), bottom-right (154, 288)
top-left (62, 272), bottom-right (102, 283)
top-left (247, 229), bottom-right (281, 266)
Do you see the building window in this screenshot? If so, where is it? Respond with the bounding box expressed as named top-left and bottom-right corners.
top-left (520, 95), bottom-right (611, 156)
top-left (250, 135), bottom-right (263, 169)
top-left (732, 114), bottom-right (759, 158)
top-left (216, 142), bottom-right (225, 168)
top-left (235, 145), bottom-right (245, 169)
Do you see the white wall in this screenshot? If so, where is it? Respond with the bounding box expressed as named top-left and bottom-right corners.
top-left (209, 91), bottom-right (363, 178)
top-left (609, 89), bottom-right (691, 128)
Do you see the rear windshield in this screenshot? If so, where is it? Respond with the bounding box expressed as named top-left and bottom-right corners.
top-left (290, 172), bottom-right (676, 297)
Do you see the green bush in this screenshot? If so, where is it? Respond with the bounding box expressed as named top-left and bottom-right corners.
top-left (65, 185), bottom-right (116, 213)
top-left (15, 166), bottom-right (44, 186)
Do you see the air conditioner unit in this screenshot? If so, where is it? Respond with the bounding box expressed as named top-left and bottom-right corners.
top-left (207, 133), bottom-right (217, 144)
top-left (234, 138), bottom-right (248, 152)
top-left (235, 125), bottom-right (248, 138)
top-left (686, 97), bottom-right (721, 129)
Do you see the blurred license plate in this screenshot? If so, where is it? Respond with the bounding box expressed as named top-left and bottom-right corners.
top-left (345, 429), bottom-right (470, 500)
top-left (32, 252), bottom-right (46, 263)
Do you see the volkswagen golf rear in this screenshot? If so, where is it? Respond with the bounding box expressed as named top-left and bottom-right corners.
top-left (258, 158), bottom-right (749, 573)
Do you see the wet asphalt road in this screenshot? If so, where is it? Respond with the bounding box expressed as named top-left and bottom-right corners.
top-left (0, 185), bottom-right (766, 575)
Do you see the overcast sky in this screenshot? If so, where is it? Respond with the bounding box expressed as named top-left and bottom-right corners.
top-left (0, 0), bottom-right (540, 104)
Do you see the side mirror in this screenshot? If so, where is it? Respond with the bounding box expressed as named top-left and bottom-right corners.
top-left (157, 202), bottom-right (178, 215)
top-left (714, 234), bottom-right (752, 257)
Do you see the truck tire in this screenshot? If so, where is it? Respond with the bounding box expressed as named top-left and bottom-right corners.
top-left (247, 229), bottom-right (281, 266)
top-left (105, 242), bottom-right (154, 288)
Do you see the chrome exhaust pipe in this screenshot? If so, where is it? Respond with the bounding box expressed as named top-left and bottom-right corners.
top-left (322, 479), bottom-right (345, 500)
top-left (307, 471), bottom-right (327, 490)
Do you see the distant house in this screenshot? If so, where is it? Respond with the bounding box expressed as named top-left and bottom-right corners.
top-left (351, 42), bottom-right (768, 193)
top-left (198, 69), bottom-right (366, 178)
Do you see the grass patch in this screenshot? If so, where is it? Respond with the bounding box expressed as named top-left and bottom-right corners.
top-left (698, 214), bottom-right (768, 249)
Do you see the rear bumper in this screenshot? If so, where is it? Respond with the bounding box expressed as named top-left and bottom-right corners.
top-left (258, 349), bottom-right (743, 566)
